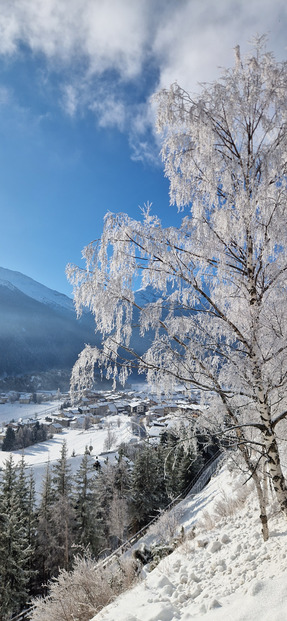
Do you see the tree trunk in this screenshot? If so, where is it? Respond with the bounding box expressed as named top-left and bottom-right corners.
top-left (250, 463), bottom-right (269, 542)
top-left (255, 381), bottom-right (287, 517)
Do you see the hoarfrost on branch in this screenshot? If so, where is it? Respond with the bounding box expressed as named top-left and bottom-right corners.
top-left (67, 38), bottom-right (287, 527)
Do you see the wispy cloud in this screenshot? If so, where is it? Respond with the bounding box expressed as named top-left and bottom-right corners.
top-left (0, 0), bottom-right (286, 161)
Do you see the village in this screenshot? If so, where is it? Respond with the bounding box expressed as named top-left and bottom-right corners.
top-left (0, 385), bottom-right (201, 451)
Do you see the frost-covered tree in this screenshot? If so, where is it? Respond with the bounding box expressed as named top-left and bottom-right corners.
top-left (67, 38), bottom-right (287, 537)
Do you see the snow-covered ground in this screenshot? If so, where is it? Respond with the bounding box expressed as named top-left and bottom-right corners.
top-left (2, 400), bottom-right (287, 620)
top-left (0, 411), bottom-right (133, 497)
top-left (90, 462), bottom-right (287, 621)
top-left (0, 400), bottom-right (61, 425)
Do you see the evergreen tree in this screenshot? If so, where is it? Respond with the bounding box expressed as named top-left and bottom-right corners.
top-left (35, 460), bottom-right (56, 590)
top-left (2, 426), bottom-right (16, 451)
top-left (108, 452), bottom-right (131, 546)
top-left (15, 456), bottom-right (37, 594)
top-left (16, 456), bottom-right (37, 546)
top-left (73, 448), bottom-right (105, 556)
top-left (52, 440), bottom-right (73, 500)
top-left (160, 431), bottom-right (181, 498)
top-left (130, 444), bottom-right (168, 531)
top-left (50, 441), bottom-right (76, 572)
top-left (36, 443), bottom-right (76, 586)
top-left (176, 445), bottom-right (204, 493)
top-left (0, 456), bottom-right (33, 619)
top-left (95, 459), bottom-right (118, 552)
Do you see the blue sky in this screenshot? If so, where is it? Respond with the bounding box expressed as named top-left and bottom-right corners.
top-left (0, 0), bottom-right (286, 296)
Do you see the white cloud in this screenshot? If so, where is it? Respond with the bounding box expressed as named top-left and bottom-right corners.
top-left (0, 0), bottom-right (153, 77)
top-left (89, 95), bottom-right (126, 131)
top-left (0, 0), bottom-right (286, 161)
top-left (152, 0), bottom-right (287, 92)
top-left (62, 84), bottom-right (79, 117)
top-left (0, 1), bottom-right (286, 86)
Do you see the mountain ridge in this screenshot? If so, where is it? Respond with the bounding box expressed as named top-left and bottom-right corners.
top-left (0, 266), bottom-right (74, 313)
top-left (0, 267), bottom-right (97, 382)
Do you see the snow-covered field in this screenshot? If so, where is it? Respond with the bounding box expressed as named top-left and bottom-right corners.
top-left (0, 409), bottom-right (133, 496)
top-left (0, 400), bottom-right (61, 425)
top-left (91, 463), bottom-right (287, 621)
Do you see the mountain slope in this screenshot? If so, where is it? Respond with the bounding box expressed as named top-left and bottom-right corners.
top-left (0, 268), bottom-right (97, 378)
top-left (0, 266), bottom-right (74, 312)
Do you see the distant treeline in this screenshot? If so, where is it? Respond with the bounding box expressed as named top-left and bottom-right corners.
top-left (2, 422), bottom-right (50, 451)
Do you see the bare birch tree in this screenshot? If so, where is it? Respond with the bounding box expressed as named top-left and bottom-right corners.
top-left (67, 38), bottom-right (287, 536)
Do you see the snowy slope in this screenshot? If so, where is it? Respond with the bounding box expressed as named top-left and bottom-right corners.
top-left (90, 463), bottom-right (287, 621)
top-left (1, 401), bottom-right (287, 620)
top-left (0, 266), bottom-right (74, 312)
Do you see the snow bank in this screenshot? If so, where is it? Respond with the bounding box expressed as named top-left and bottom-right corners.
top-left (90, 463), bottom-right (287, 621)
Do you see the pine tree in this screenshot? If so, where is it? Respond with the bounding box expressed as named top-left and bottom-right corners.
top-left (35, 460), bottom-right (56, 590)
top-left (16, 456), bottom-right (37, 547)
top-left (50, 441), bottom-right (76, 572)
top-left (52, 440), bottom-right (73, 500)
top-left (15, 456), bottom-right (37, 594)
top-left (95, 459), bottom-right (118, 552)
top-left (73, 448), bottom-right (105, 556)
top-left (2, 426), bottom-right (16, 451)
top-left (36, 443), bottom-right (76, 586)
top-left (160, 431), bottom-right (181, 498)
top-left (0, 456), bottom-right (33, 619)
top-left (130, 444), bottom-right (168, 531)
top-left (108, 452), bottom-right (131, 546)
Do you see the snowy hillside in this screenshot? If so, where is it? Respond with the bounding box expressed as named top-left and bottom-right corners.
top-left (0, 267), bottom-right (97, 380)
top-left (90, 463), bottom-right (287, 621)
top-left (0, 266), bottom-right (74, 312)
top-left (2, 399), bottom-right (287, 621)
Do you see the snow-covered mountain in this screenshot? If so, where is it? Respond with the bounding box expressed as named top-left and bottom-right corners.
top-left (0, 267), bottom-right (97, 379)
top-left (0, 266), bottom-right (74, 312)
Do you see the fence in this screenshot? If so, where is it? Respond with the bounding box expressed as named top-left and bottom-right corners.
top-left (10, 606), bottom-right (34, 621)
top-left (96, 449), bottom-right (224, 569)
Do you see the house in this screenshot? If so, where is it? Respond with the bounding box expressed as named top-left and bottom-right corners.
top-left (78, 406), bottom-right (90, 415)
top-left (129, 400), bottom-right (148, 415)
top-left (108, 403), bottom-right (118, 415)
top-left (19, 393), bottom-right (33, 404)
top-left (67, 408), bottom-right (81, 416)
top-left (88, 401), bottom-right (110, 416)
top-left (113, 399), bottom-right (130, 414)
top-left (70, 415), bottom-right (86, 429)
top-left (48, 421), bottom-right (63, 433)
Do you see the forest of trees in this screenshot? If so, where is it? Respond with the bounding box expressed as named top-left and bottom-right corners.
top-left (0, 432), bottom-right (208, 620)
top-left (2, 422), bottom-right (49, 452)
